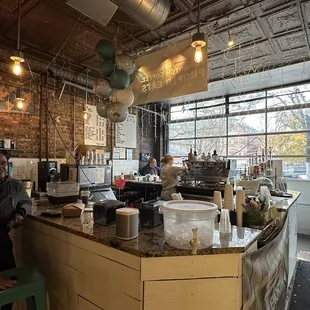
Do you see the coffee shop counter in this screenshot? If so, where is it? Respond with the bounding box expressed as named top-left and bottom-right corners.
top-left (11, 192), bottom-right (299, 310)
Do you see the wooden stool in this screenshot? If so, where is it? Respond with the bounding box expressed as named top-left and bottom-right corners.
top-left (0, 266), bottom-right (47, 310)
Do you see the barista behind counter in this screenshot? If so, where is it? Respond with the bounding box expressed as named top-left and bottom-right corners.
top-left (160, 154), bottom-right (188, 201)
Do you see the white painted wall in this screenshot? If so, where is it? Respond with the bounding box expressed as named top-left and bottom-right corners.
top-left (112, 160), bottom-right (139, 179)
top-left (10, 158), bottom-right (66, 191)
top-left (9, 158), bottom-right (139, 189)
top-left (287, 179), bottom-right (310, 235)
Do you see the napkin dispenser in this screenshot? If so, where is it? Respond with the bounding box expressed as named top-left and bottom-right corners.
top-left (139, 199), bottom-right (165, 228)
top-left (93, 200), bottom-right (125, 226)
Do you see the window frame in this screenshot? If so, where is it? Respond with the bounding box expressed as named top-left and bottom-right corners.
top-left (168, 82), bottom-right (310, 162)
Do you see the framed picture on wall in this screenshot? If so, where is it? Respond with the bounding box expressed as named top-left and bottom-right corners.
top-left (140, 153), bottom-right (151, 161)
top-left (0, 85), bottom-right (35, 115)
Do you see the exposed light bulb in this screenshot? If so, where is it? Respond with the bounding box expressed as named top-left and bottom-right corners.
top-left (194, 45), bottom-right (203, 63)
top-left (16, 98), bottom-right (24, 109)
top-left (12, 61), bottom-right (22, 76)
top-left (228, 37), bottom-right (235, 48)
top-left (83, 110), bottom-right (88, 120)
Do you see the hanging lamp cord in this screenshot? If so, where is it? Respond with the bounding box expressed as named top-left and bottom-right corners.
top-left (17, 0), bottom-right (21, 50)
top-left (85, 70), bottom-right (89, 109)
top-left (198, 0), bottom-right (201, 33)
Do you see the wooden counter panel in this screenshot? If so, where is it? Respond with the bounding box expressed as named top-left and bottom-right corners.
top-left (22, 218), bottom-right (141, 270)
top-left (13, 225), bottom-right (142, 310)
top-left (141, 253), bottom-right (242, 281)
top-left (144, 277), bottom-right (242, 310)
top-left (78, 296), bottom-right (103, 310)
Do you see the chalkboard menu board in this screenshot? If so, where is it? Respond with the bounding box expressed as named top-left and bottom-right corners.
top-left (115, 114), bottom-right (137, 148)
top-left (84, 104), bottom-right (107, 146)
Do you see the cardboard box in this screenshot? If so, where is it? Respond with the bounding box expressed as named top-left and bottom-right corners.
top-left (62, 203), bottom-right (85, 217)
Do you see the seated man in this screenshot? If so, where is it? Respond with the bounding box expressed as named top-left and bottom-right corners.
top-left (140, 158), bottom-right (161, 176)
top-left (0, 150), bottom-right (32, 310)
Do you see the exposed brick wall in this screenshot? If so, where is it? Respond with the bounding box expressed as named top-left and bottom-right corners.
top-left (0, 73), bottom-right (127, 159)
top-left (0, 72), bottom-right (167, 162)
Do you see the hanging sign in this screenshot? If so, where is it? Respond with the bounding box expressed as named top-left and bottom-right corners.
top-left (132, 38), bottom-right (208, 105)
top-left (115, 114), bottom-right (137, 148)
top-left (84, 104), bottom-right (107, 146)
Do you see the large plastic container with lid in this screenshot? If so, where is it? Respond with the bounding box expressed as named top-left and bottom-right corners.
top-left (47, 182), bottom-right (80, 204)
top-left (160, 200), bottom-right (218, 250)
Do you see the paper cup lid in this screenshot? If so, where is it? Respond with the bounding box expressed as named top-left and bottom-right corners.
top-left (116, 207), bottom-right (139, 216)
top-left (160, 200), bottom-right (218, 213)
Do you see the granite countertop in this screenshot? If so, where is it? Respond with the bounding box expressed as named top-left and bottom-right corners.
top-left (125, 180), bottom-right (162, 186)
top-left (26, 202), bottom-right (262, 258)
top-left (271, 190), bottom-right (301, 211)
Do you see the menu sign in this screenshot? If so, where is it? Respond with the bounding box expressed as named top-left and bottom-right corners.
top-left (132, 38), bottom-right (208, 104)
top-left (84, 104), bottom-right (107, 146)
top-left (115, 114), bottom-right (137, 148)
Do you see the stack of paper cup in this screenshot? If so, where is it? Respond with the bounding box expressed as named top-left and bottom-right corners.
top-left (219, 209), bottom-right (231, 234)
top-left (213, 191), bottom-right (222, 209)
top-left (223, 184), bottom-right (234, 211)
top-left (236, 189), bottom-right (246, 227)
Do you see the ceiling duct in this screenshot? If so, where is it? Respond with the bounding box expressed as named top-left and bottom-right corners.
top-left (112, 0), bottom-right (171, 30)
top-left (67, 0), bottom-right (118, 27)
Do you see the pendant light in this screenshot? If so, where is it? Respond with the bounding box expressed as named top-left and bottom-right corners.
top-left (227, 33), bottom-right (235, 48)
top-left (83, 71), bottom-right (89, 120)
top-left (191, 0), bottom-right (206, 64)
top-left (16, 87), bottom-right (24, 109)
top-left (10, 0), bottom-right (25, 76)
top-left (227, 18), bottom-right (235, 48)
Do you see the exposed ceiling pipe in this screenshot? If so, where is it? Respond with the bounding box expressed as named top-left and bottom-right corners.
top-left (58, 80), bottom-right (95, 100)
top-left (112, 0), bottom-right (171, 30)
top-left (22, 56), bottom-right (95, 87)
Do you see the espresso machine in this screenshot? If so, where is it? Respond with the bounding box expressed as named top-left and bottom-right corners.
top-left (177, 159), bottom-right (230, 200)
top-left (38, 161), bottom-right (57, 192)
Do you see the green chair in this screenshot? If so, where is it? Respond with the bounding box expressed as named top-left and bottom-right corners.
top-left (0, 266), bottom-right (47, 310)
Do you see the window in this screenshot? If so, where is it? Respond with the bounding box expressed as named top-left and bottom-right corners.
top-left (228, 113), bottom-right (265, 135)
top-left (196, 118), bottom-right (226, 137)
top-left (228, 135), bottom-right (265, 156)
top-left (169, 121), bottom-right (195, 139)
top-left (170, 103), bottom-right (196, 120)
top-left (196, 138), bottom-right (227, 156)
top-left (196, 98), bottom-right (225, 117)
top-left (168, 139), bottom-right (193, 157)
top-left (168, 82), bottom-right (310, 179)
top-left (267, 109), bottom-right (310, 133)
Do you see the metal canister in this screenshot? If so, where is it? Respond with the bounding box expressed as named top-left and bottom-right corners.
top-left (116, 208), bottom-right (139, 240)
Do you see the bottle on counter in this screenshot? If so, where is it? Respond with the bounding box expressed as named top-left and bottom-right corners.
top-left (188, 145), bottom-right (193, 161)
top-left (86, 151), bottom-right (90, 165)
top-left (201, 152), bottom-right (206, 160)
top-left (74, 151), bottom-right (80, 165)
top-left (120, 172), bottom-right (125, 180)
top-left (212, 150), bottom-right (218, 161)
top-left (93, 150), bottom-right (98, 165)
top-left (193, 151), bottom-right (198, 162)
top-left (8, 162), bottom-right (13, 177)
top-left (206, 152), bottom-right (211, 161)
top-left (79, 156), bottom-right (85, 165)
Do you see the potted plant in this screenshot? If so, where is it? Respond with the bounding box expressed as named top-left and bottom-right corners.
top-left (243, 197), bottom-right (266, 229)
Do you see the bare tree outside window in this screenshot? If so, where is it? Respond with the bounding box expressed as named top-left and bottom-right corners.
top-left (168, 84), bottom-right (310, 179)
